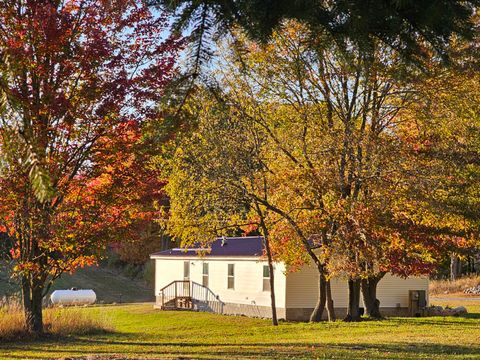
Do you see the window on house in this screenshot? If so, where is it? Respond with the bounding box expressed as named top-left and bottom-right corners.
top-left (183, 261), bottom-right (190, 295)
top-left (263, 265), bottom-right (271, 291)
top-left (203, 262), bottom-right (209, 287)
top-left (183, 261), bottom-right (190, 280)
top-left (227, 264), bottom-right (235, 289)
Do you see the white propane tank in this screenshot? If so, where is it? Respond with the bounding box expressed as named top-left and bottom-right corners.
top-left (50, 288), bottom-right (96, 306)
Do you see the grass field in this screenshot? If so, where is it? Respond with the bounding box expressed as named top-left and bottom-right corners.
top-left (0, 298), bottom-right (479, 359)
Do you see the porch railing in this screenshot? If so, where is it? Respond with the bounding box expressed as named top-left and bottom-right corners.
top-left (159, 280), bottom-right (223, 313)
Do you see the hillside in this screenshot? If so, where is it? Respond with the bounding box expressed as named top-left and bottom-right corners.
top-left (0, 265), bottom-right (154, 304)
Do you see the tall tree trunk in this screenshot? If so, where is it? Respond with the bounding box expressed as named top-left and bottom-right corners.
top-left (264, 234), bottom-right (278, 326)
top-left (360, 273), bottom-right (385, 319)
top-left (469, 256), bottom-right (475, 274)
top-left (450, 254), bottom-right (462, 281)
top-left (310, 270), bottom-right (327, 322)
top-left (257, 208), bottom-right (278, 326)
top-left (22, 276), bottom-right (44, 334)
top-left (23, 232), bottom-right (46, 334)
top-left (31, 283), bottom-right (44, 333)
top-left (21, 276), bottom-right (32, 326)
top-left (325, 279), bottom-right (336, 321)
top-left (344, 278), bottom-right (361, 322)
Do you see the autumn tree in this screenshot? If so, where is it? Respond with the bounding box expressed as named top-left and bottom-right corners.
top-left (0, 0), bottom-right (180, 333)
top-left (396, 47), bottom-right (480, 281)
top-left (162, 29), bottom-right (342, 322)
top-left (91, 121), bottom-right (171, 264)
top-left (160, 87), bottom-right (281, 325)
top-left (200, 22), bottom-right (459, 321)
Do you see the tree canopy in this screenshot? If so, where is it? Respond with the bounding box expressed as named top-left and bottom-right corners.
top-left (160, 21), bottom-right (479, 321)
top-left (155, 0), bottom-right (479, 66)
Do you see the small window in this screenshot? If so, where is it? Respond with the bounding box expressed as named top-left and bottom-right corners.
top-left (203, 262), bottom-right (209, 287)
top-left (183, 261), bottom-right (190, 280)
top-left (263, 265), bottom-right (271, 291)
top-left (227, 264), bottom-right (235, 289)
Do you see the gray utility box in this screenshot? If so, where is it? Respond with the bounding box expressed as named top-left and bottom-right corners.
top-left (408, 290), bottom-right (427, 317)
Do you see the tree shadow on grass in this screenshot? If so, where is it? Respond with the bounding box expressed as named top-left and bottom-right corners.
top-left (2, 313), bottom-right (480, 359)
top-left (459, 312), bottom-right (480, 319)
top-left (385, 314), bottom-right (480, 327)
top-left (0, 327), bottom-right (115, 345)
top-left (3, 335), bottom-right (480, 360)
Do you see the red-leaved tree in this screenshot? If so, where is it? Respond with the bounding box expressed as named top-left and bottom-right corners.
top-left (0, 0), bottom-right (181, 333)
top-left (89, 120), bottom-right (170, 264)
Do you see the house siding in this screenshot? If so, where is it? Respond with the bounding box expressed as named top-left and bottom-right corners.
top-left (286, 265), bottom-right (350, 308)
top-left (376, 274), bottom-right (429, 308)
top-left (154, 257), bottom-right (428, 321)
top-left (154, 257), bottom-right (287, 317)
top-left (285, 262), bottom-right (429, 320)
top-left (154, 258), bottom-right (185, 297)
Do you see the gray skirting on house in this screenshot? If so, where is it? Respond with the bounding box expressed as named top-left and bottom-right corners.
top-left (222, 302), bottom-right (286, 319)
top-left (285, 307), bottom-right (410, 321)
top-left (155, 296), bottom-right (410, 321)
top-left (222, 304), bottom-right (410, 321)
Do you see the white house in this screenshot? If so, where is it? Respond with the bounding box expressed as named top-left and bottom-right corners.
top-left (150, 236), bottom-right (429, 321)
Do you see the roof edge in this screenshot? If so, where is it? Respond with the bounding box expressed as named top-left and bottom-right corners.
top-left (150, 254), bottom-right (264, 260)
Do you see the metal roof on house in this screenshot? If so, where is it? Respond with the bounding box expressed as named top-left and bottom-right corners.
top-left (150, 236), bottom-right (265, 258)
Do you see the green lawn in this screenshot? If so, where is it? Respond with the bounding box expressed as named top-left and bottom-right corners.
top-left (1, 300), bottom-right (479, 360)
